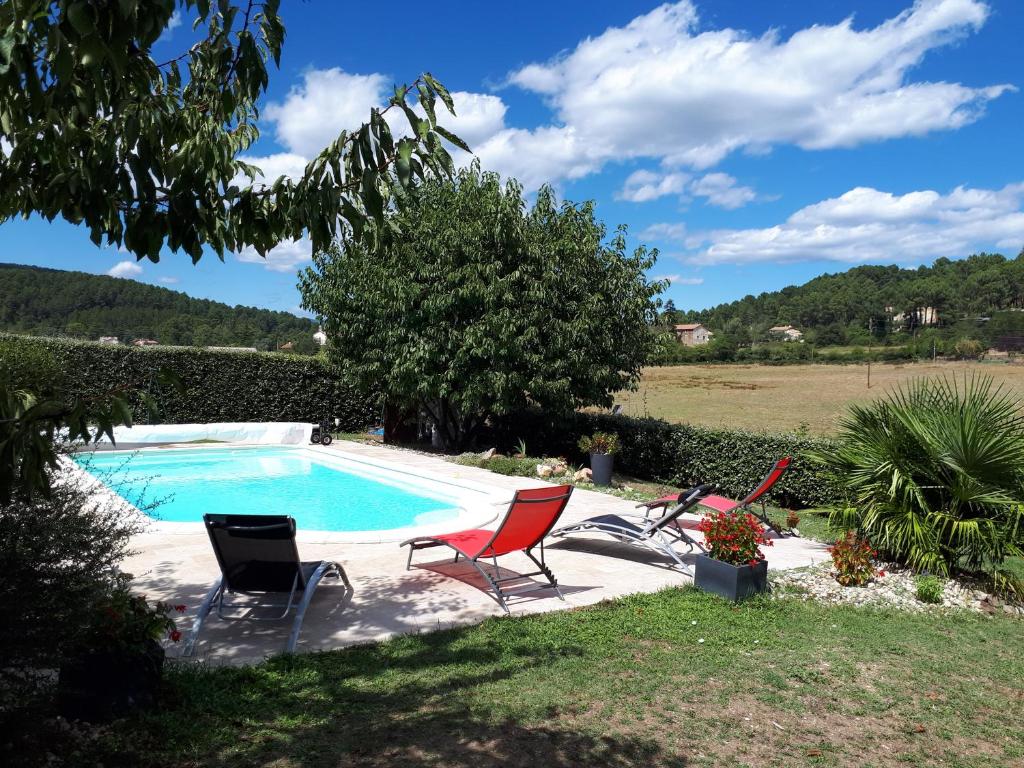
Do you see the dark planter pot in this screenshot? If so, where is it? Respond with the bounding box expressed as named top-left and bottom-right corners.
top-left (58, 640), bottom-right (165, 722)
top-left (589, 452), bottom-right (614, 486)
top-left (694, 555), bottom-right (769, 602)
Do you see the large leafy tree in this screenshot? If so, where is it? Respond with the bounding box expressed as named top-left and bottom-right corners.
top-left (0, 0), bottom-right (466, 262)
top-left (300, 164), bottom-right (665, 450)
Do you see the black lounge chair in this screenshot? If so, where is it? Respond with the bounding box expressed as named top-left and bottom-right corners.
top-left (549, 485), bottom-right (715, 572)
top-left (183, 514), bottom-right (350, 656)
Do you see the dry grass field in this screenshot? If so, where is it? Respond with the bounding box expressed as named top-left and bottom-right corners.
top-left (615, 361), bottom-right (1024, 435)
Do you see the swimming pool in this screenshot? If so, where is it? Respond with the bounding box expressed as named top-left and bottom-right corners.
top-left (75, 446), bottom-right (492, 537)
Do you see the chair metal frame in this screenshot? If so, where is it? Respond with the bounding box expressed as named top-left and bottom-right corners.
top-left (549, 485), bottom-right (713, 573)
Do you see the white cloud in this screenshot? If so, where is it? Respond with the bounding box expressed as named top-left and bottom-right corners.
top-left (689, 173), bottom-right (756, 209)
top-left (471, 125), bottom-right (607, 192)
top-left (108, 260), bottom-right (143, 278)
top-left (686, 183), bottom-right (1024, 265)
top-left (236, 238), bottom-right (313, 273)
top-left (167, 10), bottom-right (182, 31)
top-left (618, 170), bottom-right (691, 202)
top-left (639, 222), bottom-right (687, 242)
top-left (158, 276), bottom-right (179, 285)
top-left (499, 0), bottom-right (1009, 182)
top-left (619, 169), bottom-right (757, 208)
top-left (262, 65), bottom-right (509, 157)
top-left (233, 152), bottom-right (308, 189)
top-left (654, 273), bottom-right (704, 285)
top-left (264, 69), bottom-right (393, 157)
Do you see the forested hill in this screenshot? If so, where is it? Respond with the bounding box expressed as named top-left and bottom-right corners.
top-left (685, 252), bottom-right (1024, 336)
top-left (0, 263), bottom-right (318, 352)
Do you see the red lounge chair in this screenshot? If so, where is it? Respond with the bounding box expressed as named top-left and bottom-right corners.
top-left (638, 457), bottom-right (793, 536)
top-left (401, 485), bottom-right (574, 613)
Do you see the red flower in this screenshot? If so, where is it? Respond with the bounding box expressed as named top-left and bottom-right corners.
top-left (174, 604), bottom-right (187, 613)
top-left (168, 629), bottom-right (182, 643)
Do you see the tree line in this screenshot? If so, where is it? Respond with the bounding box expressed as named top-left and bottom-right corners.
top-left (0, 264), bottom-right (320, 353)
top-left (663, 251), bottom-right (1024, 352)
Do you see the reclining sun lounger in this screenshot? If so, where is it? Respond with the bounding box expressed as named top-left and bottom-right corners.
top-left (549, 484), bottom-right (715, 572)
top-left (183, 514), bottom-right (350, 656)
top-left (638, 458), bottom-right (792, 536)
top-left (401, 485), bottom-right (573, 613)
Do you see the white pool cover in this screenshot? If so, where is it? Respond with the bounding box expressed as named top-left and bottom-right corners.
top-left (101, 421), bottom-right (313, 446)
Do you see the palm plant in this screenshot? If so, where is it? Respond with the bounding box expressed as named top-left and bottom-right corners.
top-left (811, 375), bottom-right (1024, 594)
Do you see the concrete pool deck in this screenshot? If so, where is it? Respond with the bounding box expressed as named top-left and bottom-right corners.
top-left (123, 441), bottom-right (830, 664)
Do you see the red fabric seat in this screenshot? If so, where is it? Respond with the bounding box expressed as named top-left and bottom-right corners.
top-left (402, 485), bottom-right (574, 613)
top-left (697, 494), bottom-right (739, 513)
top-left (432, 529), bottom-right (496, 558)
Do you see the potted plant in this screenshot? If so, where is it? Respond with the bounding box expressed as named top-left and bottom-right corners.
top-left (577, 431), bottom-right (620, 486)
top-left (694, 511), bottom-right (774, 601)
top-left (58, 587), bottom-right (185, 722)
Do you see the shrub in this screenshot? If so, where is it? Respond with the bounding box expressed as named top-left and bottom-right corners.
top-left (489, 409), bottom-right (841, 509)
top-left (79, 589), bottom-right (187, 653)
top-left (697, 511), bottom-right (774, 566)
top-left (0, 460), bottom-right (149, 704)
top-left (915, 575), bottom-right (945, 604)
top-left (578, 431), bottom-right (620, 455)
top-left (812, 376), bottom-right (1024, 592)
top-left (482, 456), bottom-right (539, 477)
top-left (453, 453), bottom-right (539, 478)
top-left (0, 334), bottom-right (379, 430)
top-left (828, 531), bottom-right (878, 586)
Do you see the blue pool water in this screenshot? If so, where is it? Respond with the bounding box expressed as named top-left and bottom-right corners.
top-left (76, 447), bottom-right (462, 532)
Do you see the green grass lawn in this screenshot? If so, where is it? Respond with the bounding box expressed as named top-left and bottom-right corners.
top-left (34, 589), bottom-right (1022, 768)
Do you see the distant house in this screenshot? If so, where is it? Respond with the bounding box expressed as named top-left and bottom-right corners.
top-left (673, 323), bottom-right (712, 346)
top-left (889, 306), bottom-right (939, 328)
top-left (769, 325), bottom-right (804, 342)
top-left (131, 338), bottom-right (159, 347)
top-left (313, 326), bottom-right (327, 346)
top-left (278, 341), bottom-right (294, 351)
top-left (98, 336), bottom-right (120, 345)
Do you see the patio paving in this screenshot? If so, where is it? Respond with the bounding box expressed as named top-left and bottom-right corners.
top-left (123, 441), bottom-right (830, 664)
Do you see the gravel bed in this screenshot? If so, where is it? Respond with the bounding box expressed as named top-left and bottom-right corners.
top-left (771, 561), bottom-right (1024, 616)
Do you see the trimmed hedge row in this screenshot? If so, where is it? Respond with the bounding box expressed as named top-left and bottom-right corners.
top-left (490, 410), bottom-right (841, 509)
top-left (0, 334), bottom-right (380, 430)
top-left (1, 334), bottom-right (840, 506)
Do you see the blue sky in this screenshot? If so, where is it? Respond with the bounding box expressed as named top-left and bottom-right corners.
top-left (2, 0), bottom-right (1022, 316)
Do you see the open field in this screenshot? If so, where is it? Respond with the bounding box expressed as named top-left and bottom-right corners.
top-left (617, 362), bottom-right (1024, 435)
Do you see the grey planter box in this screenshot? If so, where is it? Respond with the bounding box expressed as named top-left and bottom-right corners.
top-left (589, 452), bottom-right (614, 486)
top-left (694, 554), bottom-right (769, 602)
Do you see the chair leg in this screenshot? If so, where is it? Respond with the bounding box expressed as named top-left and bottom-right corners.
top-left (287, 562), bottom-right (337, 653)
top-left (524, 548), bottom-right (563, 601)
top-left (464, 557), bottom-right (510, 614)
top-left (182, 578), bottom-right (223, 658)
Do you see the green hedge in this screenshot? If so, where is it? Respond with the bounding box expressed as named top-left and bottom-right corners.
top-left (490, 410), bottom-right (841, 509)
top-left (1, 334), bottom-right (839, 506)
top-left (0, 334), bottom-right (379, 430)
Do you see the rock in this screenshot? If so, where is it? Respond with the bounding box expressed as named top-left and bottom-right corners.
top-left (536, 464), bottom-right (554, 478)
top-left (481, 447), bottom-right (497, 460)
top-left (551, 462), bottom-right (568, 475)
top-left (573, 468), bottom-right (592, 482)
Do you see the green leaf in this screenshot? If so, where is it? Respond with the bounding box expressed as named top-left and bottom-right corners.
top-left (67, 3), bottom-right (96, 36)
